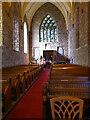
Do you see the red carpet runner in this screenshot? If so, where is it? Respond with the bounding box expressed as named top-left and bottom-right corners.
top-left (6, 70), bottom-right (50, 119)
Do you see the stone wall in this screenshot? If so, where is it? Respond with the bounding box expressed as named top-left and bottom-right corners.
top-left (2, 2), bottom-right (89, 67)
top-left (2, 3), bottom-right (29, 67)
top-left (30, 3), bottom-right (68, 63)
top-left (88, 2), bottom-right (90, 67)
top-left (68, 2), bottom-right (88, 66)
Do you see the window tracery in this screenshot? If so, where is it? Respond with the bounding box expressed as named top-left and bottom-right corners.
top-left (40, 14), bottom-right (57, 42)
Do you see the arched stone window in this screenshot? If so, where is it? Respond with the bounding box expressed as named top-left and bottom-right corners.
top-left (13, 18), bottom-right (19, 51)
top-left (24, 22), bottom-right (27, 53)
top-left (40, 14), bottom-right (57, 42)
top-left (58, 47), bottom-right (64, 55)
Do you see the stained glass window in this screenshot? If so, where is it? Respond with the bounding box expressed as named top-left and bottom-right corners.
top-left (51, 28), bottom-right (53, 42)
top-left (44, 29), bottom-right (46, 42)
top-left (43, 21), bottom-right (46, 24)
top-left (50, 23), bottom-right (52, 26)
top-left (41, 24), bottom-right (44, 27)
top-left (55, 28), bottom-right (57, 42)
top-left (13, 18), bottom-right (19, 51)
top-left (47, 15), bottom-right (50, 18)
top-left (47, 20), bottom-right (50, 23)
top-left (45, 23), bottom-right (48, 27)
top-left (40, 29), bottom-right (43, 42)
top-left (50, 17), bottom-right (52, 20)
top-left (53, 24), bottom-right (56, 27)
top-left (52, 20), bottom-right (54, 23)
top-left (40, 14), bottom-right (57, 42)
top-left (47, 28), bottom-right (50, 42)
top-left (45, 18), bottom-right (47, 20)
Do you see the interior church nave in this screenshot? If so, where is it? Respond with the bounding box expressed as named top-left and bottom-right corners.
top-left (0, 1), bottom-right (90, 120)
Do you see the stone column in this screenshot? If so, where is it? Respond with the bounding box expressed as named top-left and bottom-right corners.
top-left (28, 31), bottom-right (32, 64)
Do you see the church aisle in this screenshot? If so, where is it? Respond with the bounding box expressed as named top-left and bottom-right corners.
top-left (6, 70), bottom-right (50, 119)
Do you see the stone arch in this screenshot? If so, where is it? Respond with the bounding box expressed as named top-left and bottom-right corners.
top-left (39, 14), bottom-right (57, 42)
top-left (30, 2), bottom-right (68, 63)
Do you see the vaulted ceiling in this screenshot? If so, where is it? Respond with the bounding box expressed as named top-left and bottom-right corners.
top-left (20, 1), bottom-right (73, 30)
top-left (8, 0), bottom-right (84, 30)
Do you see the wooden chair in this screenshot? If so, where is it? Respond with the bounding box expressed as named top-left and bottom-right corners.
top-left (50, 96), bottom-right (84, 120)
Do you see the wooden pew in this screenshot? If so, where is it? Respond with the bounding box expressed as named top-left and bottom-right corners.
top-left (2, 66), bottom-right (33, 91)
top-left (50, 64), bottom-right (88, 75)
top-left (43, 82), bottom-right (90, 98)
top-left (2, 64), bottom-right (44, 115)
top-left (2, 79), bottom-right (12, 112)
top-left (48, 81), bottom-right (90, 88)
top-left (43, 82), bottom-right (90, 118)
top-left (48, 76), bottom-right (88, 81)
top-left (2, 74), bottom-right (20, 101)
top-left (47, 87), bottom-right (90, 99)
top-left (50, 69), bottom-right (88, 77)
top-left (43, 64), bottom-right (90, 119)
